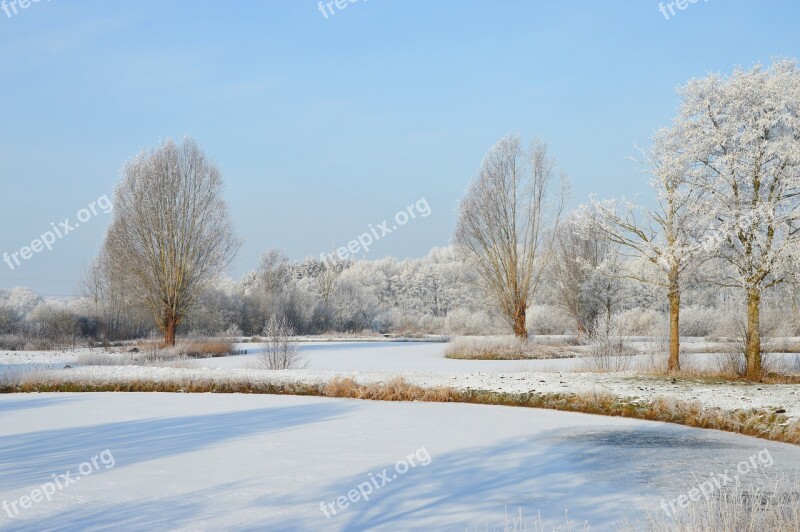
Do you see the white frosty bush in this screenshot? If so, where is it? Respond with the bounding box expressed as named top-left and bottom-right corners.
top-left (680, 305), bottom-right (720, 337)
top-left (444, 309), bottom-right (503, 336)
top-left (259, 316), bottom-right (306, 370)
top-left (581, 314), bottom-right (635, 372)
top-left (527, 305), bottom-right (574, 335)
top-left (615, 308), bottom-right (665, 336)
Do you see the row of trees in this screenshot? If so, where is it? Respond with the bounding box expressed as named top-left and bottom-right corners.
top-left (456, 60), bottom-right (800, 379)
top-left (6, 239), bottom-right (798, 349)
top-left (5, 60), bottom-right (790, 380)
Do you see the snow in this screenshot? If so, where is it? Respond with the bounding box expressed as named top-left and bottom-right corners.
top-left (2, 392), bottom-right (799, 531)
top-left (210, 341), bottom-right (582, 373)
top-left (3, 342), bottom-right (798, 422)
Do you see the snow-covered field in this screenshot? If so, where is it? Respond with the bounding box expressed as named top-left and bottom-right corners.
top-left (3, 342), bottom-right (799, 421)
top-left (2, 342), bottom-right (800, 530)
top-left (2, 392), bottom-right (799, 531)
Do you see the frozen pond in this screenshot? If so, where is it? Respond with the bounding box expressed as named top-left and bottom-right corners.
top-left (1, 392), bottom-right (798, 530)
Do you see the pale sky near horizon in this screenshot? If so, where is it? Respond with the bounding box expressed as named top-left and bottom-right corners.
top-left (1, 1), bottom-right (798, 297)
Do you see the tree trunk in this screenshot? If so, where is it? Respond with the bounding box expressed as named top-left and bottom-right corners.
top-left (513, 305), bottom-right (528, 339)
top-left (667, 268), bottom-right (681, 372)
top-left (745, 288), bottom-right (762, 381)
top-left (667, 287), bottom-right (681, 372)
top-left (164, 313), bottom-right (177, 347)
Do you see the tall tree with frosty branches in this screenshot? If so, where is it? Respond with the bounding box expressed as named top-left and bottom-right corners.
top-left (679, 60), bottom-right (800, 380)
top-left (578, 125), bottom-right (708, 372)
top-left (454, 134), bottom-right (566, 338)
top-left (102, 138), bottom-right (241, 346)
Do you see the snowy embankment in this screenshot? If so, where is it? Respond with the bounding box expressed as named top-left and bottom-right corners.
top-left (3, 342), bottom-right (799, 422)
top-left (1, 392), bottom-right (799, 530)
top-left (12, 366), bottom-right (800, 419)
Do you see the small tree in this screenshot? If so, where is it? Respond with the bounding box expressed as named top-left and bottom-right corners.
top-left (579, 126), bottom-right (706, 372)
top-left (454, 134), bottom-right (567, 338)
top-left (551, 217), bottom-right (617, 334)
top-left (260, 316), bottom-right (305, 370)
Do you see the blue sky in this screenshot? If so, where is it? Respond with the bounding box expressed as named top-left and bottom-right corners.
top-left (0, 0), bottom-right (798, 296)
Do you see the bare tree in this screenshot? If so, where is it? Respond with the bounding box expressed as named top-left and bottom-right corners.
top-left (578, 126), bottom-right (707, 372)
top-left (101, 137), bottom-right (241, 346)
top-left (259, 316), bottom-right (305, 370)
top-left (80, 249), bottom-right (151, 341)
top-left (314, 252), bottom-right (345, 330)
top-left (454, 134), bottom-right (567, 338)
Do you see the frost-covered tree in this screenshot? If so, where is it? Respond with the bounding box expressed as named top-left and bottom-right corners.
top-left (332, 266), bottom-right (381, 332)
top-left (551, 217), bottom-right (618, 334)
top-left (579, 125), bottom-right (707, 371)
top-left (0, 287), bottom-right (42, 319)
top-left (454, 134), bottom-right (567, 338)
top-left (680, 60), bottom-right (800, 379)
top-left (0, 303), bottom-right (18, 334)
top-left (101, 138), bottom-right (241, 346)
top-left (80, 250), bottom-right (152, 340)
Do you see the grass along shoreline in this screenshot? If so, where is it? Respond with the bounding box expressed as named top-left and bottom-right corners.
top-left (2, 374), bottom-right (799, 446)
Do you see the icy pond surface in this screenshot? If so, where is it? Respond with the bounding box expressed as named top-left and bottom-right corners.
top-left (1, 392), bottom-right (799, 530)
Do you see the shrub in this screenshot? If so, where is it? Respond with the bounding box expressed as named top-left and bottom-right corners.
top-left (615, 308), bottom-right (664, 336)
top-left (527, 305), bottom-right (574, 335)
top-left (580, 314), bottom-right (635, 372)
top-left (444, 309), bottom-right (503, 336)
top-left (0, 334), bottom-right (25, 351)
top-left (712, 350), bottom-right (746, 377)
top-left (25, 304), bottom-right (82, 350)
top-left (444, 336), bottom-right (574, 360)
top-left (223, 324), bottom-right (243, 338)
top-left (133, 339), bottom-right (233, 359)
top-left (259, 316), bottom-right (306, 370)
top-left (680, 305), bottom-right (721, 337)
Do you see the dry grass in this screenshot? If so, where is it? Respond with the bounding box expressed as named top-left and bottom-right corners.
top-left (134, 339), bottom-right (233, 358)
top-left (765, 338), bottom-right (800, 354)
top-left (322, 377), bottom-right (461, 402)
top-left (445, 337), bottom-right (575, 360)
top-left (74, 341), bottom-right (234, 368)
top-left (500, 476), bottom-right (800, 531)
top-left (637, 365), bottom-right (800, 385)
top-left (2, 372), bottom-right (799, 445)
top-left (464, 508), bottom-right (590, 531)
top-left (621, 476), bottom-right (800, 532)
top-left (75, 350), bottom-right (194, 367)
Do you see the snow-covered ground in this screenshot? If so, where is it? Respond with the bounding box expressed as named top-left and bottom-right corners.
top-left (9, 339), bottom-right (798, 374)
top-left (0, 341), bottom-right (581, 374)
top-left (2, 392), bottom-right (799, 531)
top-left (3, 342), bottom-right (799, 421)
top-left (212, 341), bottom-right (582, 372)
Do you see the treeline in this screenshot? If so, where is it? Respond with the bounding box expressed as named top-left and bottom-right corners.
top-left (2, 242), bottom-right (799, 350)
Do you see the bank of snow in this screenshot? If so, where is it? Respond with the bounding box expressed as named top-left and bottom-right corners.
top-left (2, 393), bottom-right (799, 530)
